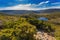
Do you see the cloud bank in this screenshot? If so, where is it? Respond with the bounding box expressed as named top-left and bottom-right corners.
top-left (0, 1), bottom-right (60, 10)
top-left (0, 4), bottom-right (40, 10)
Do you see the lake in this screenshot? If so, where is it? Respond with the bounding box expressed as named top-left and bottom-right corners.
top-left (38, 17), bottom-right (48, 21)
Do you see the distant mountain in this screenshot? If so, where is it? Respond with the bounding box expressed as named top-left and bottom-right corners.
top-left (34, 9), bottom-right (60, 13)
top-left (0, 10), bottom-right (33, 14)
top-left (0, 9), bottom-right (60, 15)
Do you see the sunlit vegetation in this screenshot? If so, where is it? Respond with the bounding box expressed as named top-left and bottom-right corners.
top-left (0, 12), bottom-right (60, 40)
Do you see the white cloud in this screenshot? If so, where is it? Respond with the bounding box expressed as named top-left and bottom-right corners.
top-left (39, 2), bottom-right (44, 5)
top-left (0, 5), bottom-right (60, 10)
top-left (39, 1), bottom-right (49, 5)
top-left (48, 6), bottom-right (60, 9)
top-left (31, 1), bottom-right (50, 7)
top-left (45, 1), bottom-right (49, 3)
top-left (0, 4), bottom-right (41, 10)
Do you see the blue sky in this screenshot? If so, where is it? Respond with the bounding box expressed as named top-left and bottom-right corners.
top-left (0, 0), bottom-right (60, 10)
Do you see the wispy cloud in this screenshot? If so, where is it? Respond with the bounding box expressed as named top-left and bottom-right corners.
top-left (38, 1), bottom-right (49, 5)
top-left (31, 1), bottom-right (50, 7)
top-left (45, 1), bottom-right (49, 3)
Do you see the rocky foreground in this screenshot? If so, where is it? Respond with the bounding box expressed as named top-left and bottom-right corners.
top-left (34, 31), bottom-right (56, 40)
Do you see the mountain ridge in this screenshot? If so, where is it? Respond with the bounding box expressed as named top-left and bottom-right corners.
top-left (0, 9), bottom-right (60, 15)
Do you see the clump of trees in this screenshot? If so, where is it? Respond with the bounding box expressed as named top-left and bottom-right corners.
top-left (28, 19), bottom-right (55, 32)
